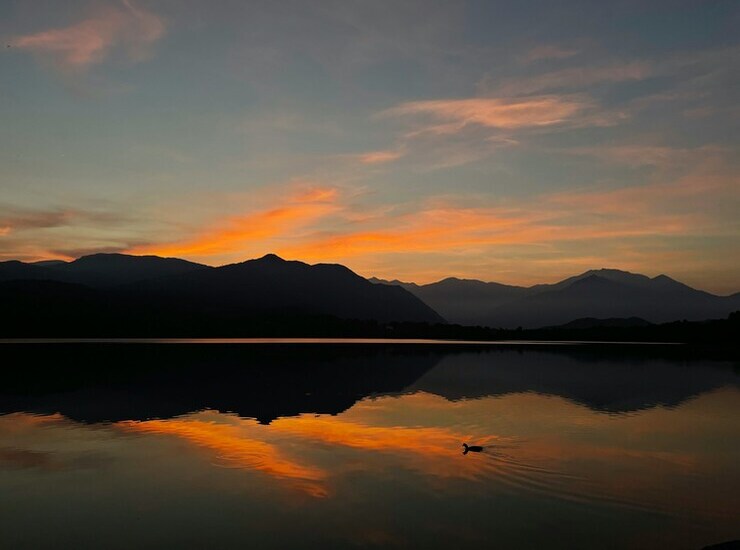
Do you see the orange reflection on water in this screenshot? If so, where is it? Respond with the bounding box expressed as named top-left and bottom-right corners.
top-left (120, 417), bottom-right (329, 497)
top-left (269, 415), bottom-right (500, 479)
top-left (118, 399), bottom-right (501, 498)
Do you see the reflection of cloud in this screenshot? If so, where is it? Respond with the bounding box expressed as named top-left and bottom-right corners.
top-left (0, 447), bottom-right (55, 470)
top-left (120, 401), bottom-right (498, 497)
top-left (3, 386), bottom-right (738, 529)
top-left (270, 415), bottom-right (497, 480)
top-left (121, 417), bottom-right (329, 497)
top-left (12, 0), bottom-right (165, 74)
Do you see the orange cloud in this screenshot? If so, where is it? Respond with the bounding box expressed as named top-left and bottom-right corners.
top-left (130, 186), bottom-right (341, 259)
top-left (122, 157), bottom-right (737, 292)
top-left (12, 0), bottom-right (165, 73)
top-left (276, 189), bottom-right (705, 264)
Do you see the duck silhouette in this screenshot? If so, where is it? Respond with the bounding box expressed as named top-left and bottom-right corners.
top-left (462, 443), bottom-right (483, 455)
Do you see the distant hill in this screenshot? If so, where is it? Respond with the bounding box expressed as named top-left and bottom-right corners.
top-left (373, 277), bottom-right (528, 324)
top-left (0, 260), bottom-right (58, 282)
top-left (1, 253), bottom-right (207, 288)
top-left (545, 317), bottom-right (653, 330)
top-left (373, 269), bottom-right (740, 328)
top-left (0, 253), bottom-right (210, 288)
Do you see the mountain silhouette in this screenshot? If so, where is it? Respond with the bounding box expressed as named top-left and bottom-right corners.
top-left (0, 260), bottom-right (55, 282)
top-left (0, 253), bottom-right (443, 336)
top-left (125, 253), bottom-right (443, 323)
top-left (3, 254), bottom-right (739, 334)
top-left (373, 269), bottom-right (740, 328)
top-left (545, 316), bottom-right (653, 330)
top-left (0, 253), bottom-right (209, 288)
top-left (369, 277), bottom-right (527, 325)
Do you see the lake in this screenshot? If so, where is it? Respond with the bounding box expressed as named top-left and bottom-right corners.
top-left (0, 342), bottom-right (738, 549)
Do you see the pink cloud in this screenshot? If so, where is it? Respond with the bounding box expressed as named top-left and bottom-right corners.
top-left (13, 0), bottom-right (165, 73)
top-left (358, 149), bottom-right (405, 164)
top-left (386, 96), bottom-right (590, 132)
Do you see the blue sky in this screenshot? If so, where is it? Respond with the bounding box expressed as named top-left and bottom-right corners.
top-left (1, 0), bottom-right (738, 292)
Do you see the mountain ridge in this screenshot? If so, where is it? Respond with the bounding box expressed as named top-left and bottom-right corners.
top-left (0, 253), bottom-right (444, 335)
top-left (371, 267), bottom-right (740, 328)
top-left (2, 254), bottom-right (738, 331)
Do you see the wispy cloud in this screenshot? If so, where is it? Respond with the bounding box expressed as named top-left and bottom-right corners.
top-left (521, 45), bottom-right (579, 63)
top-left (357, 149), bottom-right (405, 164)
top-left (492, 62), bottom-right (652, 96)
top-left (385, 96), bottom-right (591, 132)
top-left (0, 203), bottom-right (153, 262)
top-left (374, 94), bottom-right (616, 169)
top-left (564, 144), bottom-right (730, 168)
top-left (12, 0), bottom-right (165, 74)
top-left (0, 205), bottom-right (134, 233)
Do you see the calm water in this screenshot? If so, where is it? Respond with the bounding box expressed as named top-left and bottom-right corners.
top-left (0, 343), bottom-right (738, 549)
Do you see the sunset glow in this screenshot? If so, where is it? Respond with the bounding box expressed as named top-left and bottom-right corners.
top-left (1, 1), bottom-right (738, 291)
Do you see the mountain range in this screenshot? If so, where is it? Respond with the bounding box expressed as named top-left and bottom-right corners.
top-left (371, 268), bottom-right (740, 328)
top-left (1, 253), bottom-right (738, 334)
top-left (0, 253), bottom-right (442, 336)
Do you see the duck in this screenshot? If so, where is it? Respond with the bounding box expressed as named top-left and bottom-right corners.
top-left (462, 443), bottom-right (483, 455)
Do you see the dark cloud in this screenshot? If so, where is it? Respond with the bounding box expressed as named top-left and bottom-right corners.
top-left (0, 205), bottom-right (138, 232)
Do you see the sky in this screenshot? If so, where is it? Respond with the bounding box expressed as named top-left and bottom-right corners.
top-left (1, 0), bottom-right (738, 293)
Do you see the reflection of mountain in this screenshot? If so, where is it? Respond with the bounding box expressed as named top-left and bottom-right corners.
top-left (410, 348), bottom-right (739, 413)
top-left (0, 344), bottom-right (736, 421)
top-left (0, 344), bottom-right (442, 423)
top-left (373, 269), bottom-right (740, 328)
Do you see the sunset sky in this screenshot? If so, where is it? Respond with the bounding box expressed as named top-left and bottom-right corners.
top-left (1, 0), bottom-right (738, 292)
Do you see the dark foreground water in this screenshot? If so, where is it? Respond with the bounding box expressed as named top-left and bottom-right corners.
top-left (0, 342), bottom-right (738, 549)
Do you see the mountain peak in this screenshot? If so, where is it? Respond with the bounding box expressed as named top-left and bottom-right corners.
top-left (73, 253), bottom-right (128, 263)
top-left (586, 268), bottom-right (635, 275)
top-left (258, 253), bottom-right (286, 262)
top-left (572, 274), bottom-right (612, 286)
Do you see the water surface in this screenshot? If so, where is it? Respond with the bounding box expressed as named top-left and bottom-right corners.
top-left (1, 344), bottom-right (738, 549)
